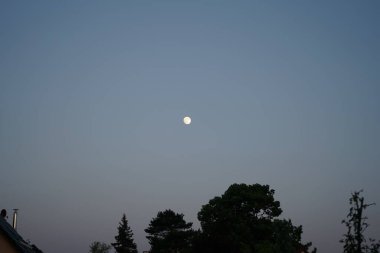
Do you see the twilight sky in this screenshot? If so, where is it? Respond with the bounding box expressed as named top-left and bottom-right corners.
top-left (1, 1), bottom-right (379, 252)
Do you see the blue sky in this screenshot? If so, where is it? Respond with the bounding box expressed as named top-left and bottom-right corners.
top-left (1, 1), bottom-right (379, 252)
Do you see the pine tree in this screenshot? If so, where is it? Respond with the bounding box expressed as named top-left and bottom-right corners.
top-left (112, 214), bottom-right (138, 253)
top-left (145, 209), bottom-right (194, 253)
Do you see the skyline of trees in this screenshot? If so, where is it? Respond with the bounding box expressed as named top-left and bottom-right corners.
top-left (88, 184), bottom-right (378, 253)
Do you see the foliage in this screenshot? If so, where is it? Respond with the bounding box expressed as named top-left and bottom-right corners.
top-left (266, 219), bottom-right (317, 253)
top-left (145, 209), bottom-right (194, 253)
top-left (112, 214), bottom-right (138, 253)
top-left (341, 190), bottom-right (380, 253)
top-left (89, 241), bottom-right (111, 253)
top-left (197, 183), bottom-right (316, 253)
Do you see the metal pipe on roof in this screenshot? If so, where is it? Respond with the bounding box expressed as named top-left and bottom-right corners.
top-left (12, 209), bottom-right (18, 230)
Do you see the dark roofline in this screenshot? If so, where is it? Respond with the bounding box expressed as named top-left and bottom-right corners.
top-left (0, 216), bottom-right (41, 253)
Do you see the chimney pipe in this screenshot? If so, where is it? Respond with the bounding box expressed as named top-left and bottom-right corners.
top-left (12, 209), bottom-right (18, 230)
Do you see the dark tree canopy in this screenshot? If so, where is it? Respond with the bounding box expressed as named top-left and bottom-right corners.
top-left (197, 183), bottom-right (315, 253)
top-left (112, 214), bottom-right (138, 253)
top-left (264, 219), bottom-right (316, 253)
top-left (145, 209), bottom-right (194, 253)
top-left (89, 241), bottom-right (111, 253)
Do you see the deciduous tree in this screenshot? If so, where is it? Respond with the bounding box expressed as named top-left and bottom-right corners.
top-left (341, 190), bottom-right (380, 253)
top-left (197, 183), bottom-right (316, 253)
top-left (89, 241), bottom-right (111, 253)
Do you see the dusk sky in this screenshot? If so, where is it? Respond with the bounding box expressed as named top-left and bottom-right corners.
top-left (1, 1), bottom-right (379, 252)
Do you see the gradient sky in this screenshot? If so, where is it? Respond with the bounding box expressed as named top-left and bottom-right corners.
top-left (1, 1), bottom-right (379, 252)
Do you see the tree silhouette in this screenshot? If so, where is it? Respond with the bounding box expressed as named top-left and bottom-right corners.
top-left (341, 190), bottom-right (380, 253)
top-left (112, 214), bottom-right (138, 253)
top-left (145, 209), bottom-right (194, 253)
top-left (89, 241), bottom-right (111, 253)
top-left (197, 183), bottom-right (316, 253)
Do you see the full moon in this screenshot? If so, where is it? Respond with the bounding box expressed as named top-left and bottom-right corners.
top-left (183, 116), bottom-right (192, 125)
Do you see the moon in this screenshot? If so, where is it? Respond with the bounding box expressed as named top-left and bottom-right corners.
top-left (183, 116), bottom-right (192, 125)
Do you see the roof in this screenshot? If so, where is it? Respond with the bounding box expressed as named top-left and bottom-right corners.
top-left (0, 216), bottom-right (41, 253)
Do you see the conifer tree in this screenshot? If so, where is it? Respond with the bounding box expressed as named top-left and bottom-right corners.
top-left (145, 209), bottom-right (194, 253)
top-left (112, 214), bottom-right (138, 253)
